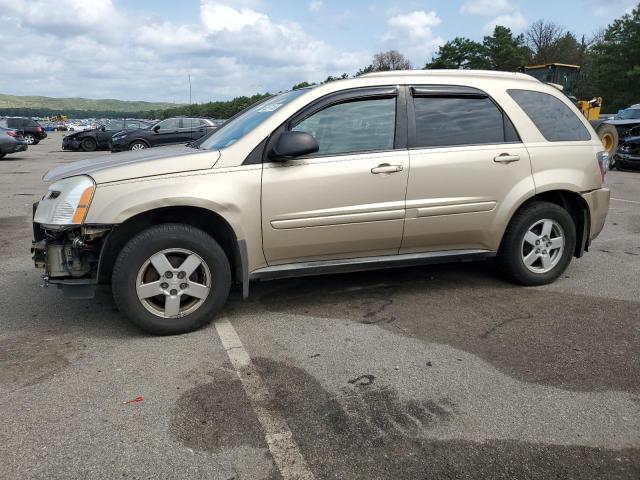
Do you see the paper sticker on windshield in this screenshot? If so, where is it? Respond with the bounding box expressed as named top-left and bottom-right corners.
top-left (257, 103), bottom-right (283, 112)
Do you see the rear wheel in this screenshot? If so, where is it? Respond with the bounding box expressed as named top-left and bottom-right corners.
top-left (23, 133), bottom-right (35, 145)
top-left (498, 201), bottom-right (576, 286)
top-left (81, 137), bottom-right (97, 152)
top-left (129, 141), bottom-right (147, 151)
top-left (112, 223), bottom-right (231, 335)
top-left (0, 153), bottom-right (5, 159)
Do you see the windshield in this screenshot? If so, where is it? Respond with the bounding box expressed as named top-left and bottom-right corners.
top-left (618, 108), bottom-right (640, 120)
top-left (199, 90), bottom-right (308, 150)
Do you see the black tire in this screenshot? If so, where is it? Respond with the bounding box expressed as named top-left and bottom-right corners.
top-left (0, 153), bottom-right (5, 159)
top-left (23, 133), bottom-right (35, 145)
top-left (129, 141), bottom-right (147, 151)
top-left (112, 223), bottom-right (231, 335)
top-left (81, 137), bottom-right (97, 152)
top-left (497, 201), bottom-right (576, 286)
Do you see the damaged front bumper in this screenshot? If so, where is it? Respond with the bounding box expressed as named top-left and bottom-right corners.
top-left (31, 202), bottom-right (112, 298)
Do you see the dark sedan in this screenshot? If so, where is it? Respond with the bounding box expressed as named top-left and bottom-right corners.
top-left (110, 117), bottom-right (217, 152)
top-left (0, 126), bottom-right (28, 159)
top-left (613, 125), bottom-right (640, 170)
top-left (63, 119), bottom-right (153, 152)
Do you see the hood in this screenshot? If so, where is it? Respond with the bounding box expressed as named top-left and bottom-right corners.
top-left (621, 135), bottom-right (640, 145)
top-left (607, 119), bottom-right (640, 126)
top-left (44, 145), bottom-right (221, 184)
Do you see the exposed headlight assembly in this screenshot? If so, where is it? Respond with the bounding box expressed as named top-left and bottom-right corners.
top-left (34, 175), bottom-right (95, 228)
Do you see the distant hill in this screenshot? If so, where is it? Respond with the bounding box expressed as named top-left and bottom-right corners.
top-left (0, 93), bottom-right (181, 118)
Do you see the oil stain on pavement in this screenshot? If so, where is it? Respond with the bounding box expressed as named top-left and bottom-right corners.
top-left (0, 330), bottom-right (84, 388)
top-left (251, 263), bottom-right (640, 394)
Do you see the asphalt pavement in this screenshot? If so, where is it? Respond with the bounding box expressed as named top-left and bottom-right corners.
top-left (1, 132), bottom-right (639, 479)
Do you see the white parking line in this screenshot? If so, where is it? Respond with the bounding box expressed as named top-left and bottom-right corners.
top-left (611, 197), bottom-right (640, 205)
top-left (214, 317), bottom-right (315, 480)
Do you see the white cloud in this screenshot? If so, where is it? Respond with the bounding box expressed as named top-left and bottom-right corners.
top-left (483, 11), bottom-right (527, 33)
top-left (201, 2), bottom-right (267, 32)
top-left (382, 10), bottom-right (444, 64)
top-left (309, 0), bottom-right (322, 13)
top-left (0, 0), bottom-right (369, 102)
top-left (460, 0), bottom-right (514, 16)
top-left (459, 0), bottom-right (527, 33)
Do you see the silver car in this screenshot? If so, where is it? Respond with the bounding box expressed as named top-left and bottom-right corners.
top-left (0, 126), bottom-right (28, 159)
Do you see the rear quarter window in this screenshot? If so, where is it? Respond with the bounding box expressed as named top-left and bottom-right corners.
top-left (508, 89), bottom-right (591, 142)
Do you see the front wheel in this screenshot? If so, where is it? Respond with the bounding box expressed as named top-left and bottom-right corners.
top-left (497, 201), bottom-right (576, 286)
top-left (129, 141), bottom-right (147, 151)
top-left (112, 223), bottom-right (231, 335)
top-left (81, 137), bottom-right (97, 152)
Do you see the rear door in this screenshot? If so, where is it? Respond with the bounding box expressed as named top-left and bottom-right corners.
top-left (401, 85), bottom-right (534, 253)
top-left (261, 87), bottom-right (410, 264)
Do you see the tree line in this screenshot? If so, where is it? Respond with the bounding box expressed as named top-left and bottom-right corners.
top-left (154, 5), bottom-right (637, 119)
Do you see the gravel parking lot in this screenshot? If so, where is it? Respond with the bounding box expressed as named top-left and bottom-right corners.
top-left (1, 132), bottom-right (639, 479)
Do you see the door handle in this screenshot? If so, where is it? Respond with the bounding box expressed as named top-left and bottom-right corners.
top-left (371, 163), bottom-right (403, 174)
top-left (494, 153), bottom-right (520, 163)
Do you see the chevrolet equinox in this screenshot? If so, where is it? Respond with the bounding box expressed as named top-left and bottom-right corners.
top-left (32, 70), bottom-right (610, 334)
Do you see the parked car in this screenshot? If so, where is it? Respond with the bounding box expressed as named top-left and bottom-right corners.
top-left (0, 126), bottom-right (28, 159)
top-left (63, 119), bottom-right (153, 152)
top-left (110, 117), bottom-right (217, 151)
top-left (0, 117), bottom-right (47, 145)
top-left (32, 70), bottom-right (610, 335)
top-left (613, 125), bottom-right (640, 170)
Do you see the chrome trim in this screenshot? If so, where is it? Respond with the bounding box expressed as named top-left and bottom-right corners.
top-left (250, 249), bottom-right (496, 281)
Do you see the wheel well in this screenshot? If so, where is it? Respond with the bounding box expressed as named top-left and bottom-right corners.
top-left (128, 139), bottom-right (150, 148)
top-left (98, 206), bottom-right (242, 284)
top-left (510, 190), bottom-right (590, 257)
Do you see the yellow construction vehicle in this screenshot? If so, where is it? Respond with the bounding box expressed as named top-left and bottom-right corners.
top-left (520, 63), bottom-right (618, 154)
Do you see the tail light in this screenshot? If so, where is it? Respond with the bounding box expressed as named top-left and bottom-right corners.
top-left (36, 126), bottom-right (43, 133)
top-left (6, 130), bottom-right (18, 137)
top-left (596, 151), bottom-right (609, 182)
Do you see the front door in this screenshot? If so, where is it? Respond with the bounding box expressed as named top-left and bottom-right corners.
top-left (262, 91), bottom-right (409, 264)
top-left (153, 118), bottom-right (182, 146)
top-left (401, 86), bottom-right (535, 253)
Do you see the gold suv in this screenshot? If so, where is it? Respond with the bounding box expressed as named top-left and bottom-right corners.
top-left (32, 70), bottom-right (610, 334)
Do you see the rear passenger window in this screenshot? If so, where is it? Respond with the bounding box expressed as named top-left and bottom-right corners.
top-left (413, 96), bottom-right (518, 148)
top-left (508, 89), bottom-right (591, 142)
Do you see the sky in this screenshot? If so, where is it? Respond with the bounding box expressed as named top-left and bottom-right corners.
top-left (0, 0), bottom-right (637, 103)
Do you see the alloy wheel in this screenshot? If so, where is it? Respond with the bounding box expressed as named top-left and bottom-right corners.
top-left (521, 219), bottom-right (565, 274)
top-left (135, 248), bottom-right (211, 318)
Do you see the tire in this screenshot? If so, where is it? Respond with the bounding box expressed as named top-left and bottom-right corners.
top-left (81, 137), bottom-right (97, 152)
top-left (112, 223), bottom-right (231, 335)
top-left (595, 123), bottom-right (618, 156)
top-left (0, 153), bottom-right (5, 159)
top-left (23, 133), bottom-right (35, 145)
top-left (497, 201), bottom-right (576, 286)
top-left (129, 141), bottom-right (147, 151)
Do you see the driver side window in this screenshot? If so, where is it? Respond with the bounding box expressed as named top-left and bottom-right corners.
top-left (157, 118), bottom-right (179, 131)
top-left (292, 97), bottom-right (396, 156)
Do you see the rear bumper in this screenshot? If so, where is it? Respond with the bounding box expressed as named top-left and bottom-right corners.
top-left (581, 188), bottom-right (610, 242)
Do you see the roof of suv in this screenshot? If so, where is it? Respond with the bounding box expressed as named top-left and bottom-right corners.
top-left (361, 69), bottom-right (539, 83)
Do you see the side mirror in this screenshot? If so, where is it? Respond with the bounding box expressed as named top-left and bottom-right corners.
top-left (152, 125), bottom-right (161, 133)
top-left (269, 131), bottom-right (319, 160)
